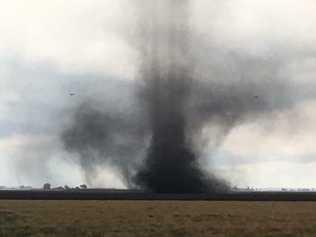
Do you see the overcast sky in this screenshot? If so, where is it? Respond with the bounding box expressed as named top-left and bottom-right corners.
top-left (1, 0), bottom-right (316, 188)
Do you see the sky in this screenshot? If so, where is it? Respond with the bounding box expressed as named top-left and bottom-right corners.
top-left (1, 0), bottom-right (316, 188)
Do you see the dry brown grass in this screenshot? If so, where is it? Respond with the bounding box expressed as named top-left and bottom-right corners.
top-left (1, 201), bottom-right (316, 236)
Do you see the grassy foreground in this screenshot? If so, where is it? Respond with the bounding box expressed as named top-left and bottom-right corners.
top-left (1, 201), bottom-right (316, 237)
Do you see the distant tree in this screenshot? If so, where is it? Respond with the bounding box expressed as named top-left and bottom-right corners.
top-left (64, 185), bottom-right (71, 190)
top-left (53, 186), bottom-right (64, 191)
top-left (43, 183), bottom-right (51, 190)
top-left (80, 184), bottom-right (88, 189)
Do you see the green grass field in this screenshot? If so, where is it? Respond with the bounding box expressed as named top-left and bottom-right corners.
top-left (1, 201), bottom-right (316, 237)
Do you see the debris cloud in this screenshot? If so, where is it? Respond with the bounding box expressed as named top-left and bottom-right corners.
top-left (62, 0), bottom-right (292, 193)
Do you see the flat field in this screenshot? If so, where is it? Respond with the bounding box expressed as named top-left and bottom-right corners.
top-left (1, 201), bottom-right (316, 237)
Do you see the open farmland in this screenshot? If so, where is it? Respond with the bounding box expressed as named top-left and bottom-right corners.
top-left (1, 201), bottom-right (316, 236)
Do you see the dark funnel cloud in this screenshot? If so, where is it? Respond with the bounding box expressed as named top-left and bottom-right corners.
top-left (62, 0), bottom-right (294, 192)
top-left (133, 0), bottom-right (229, 193)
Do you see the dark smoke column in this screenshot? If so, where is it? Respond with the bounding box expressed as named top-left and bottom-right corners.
top-left (135, 0), bottom-right (226, 193)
